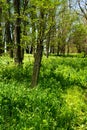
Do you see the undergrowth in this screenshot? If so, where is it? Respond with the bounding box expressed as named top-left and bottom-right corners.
top-left (0, 54), bottom-right (87, 130)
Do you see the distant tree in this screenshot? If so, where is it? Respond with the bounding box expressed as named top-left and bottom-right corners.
top-left (56, 0), bottom-right (70, 55)
top-left (45, 6), bottom-right (56, 57)
top-left (72, 23), bottom-right (87, 54)
top-left (77, 0), bottom-right (87, 21)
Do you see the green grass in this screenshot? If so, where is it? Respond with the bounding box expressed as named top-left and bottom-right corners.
top-left (0, 54), bottom-right (87, 130)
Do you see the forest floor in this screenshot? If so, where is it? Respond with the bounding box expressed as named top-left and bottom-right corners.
top-left (0, 54), bottom-right (87, 130)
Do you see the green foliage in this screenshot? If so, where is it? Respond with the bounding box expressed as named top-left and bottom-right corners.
top-left (0, 55), bottom-right (87, 129)
top-left (40, 56), bottom-right (87, 89)
top-left (72, 23), bottom-right (87, 53)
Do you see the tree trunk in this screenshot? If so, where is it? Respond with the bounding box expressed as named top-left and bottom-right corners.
top-left (0, 5), bottom-right (4, 55)
top-left (31, 9), bottom-right (45, 87)
top-left (10, 49), bottom-right (13, 58)
top-left (0, 23), bottom-right (3, 55)
top-left (67, 44), bottom-right (70, 55)
top-left (46, 30), bottom-right (51, 58)
top-left (30, 46), bottom-right (33, 54)
top-left (14, 0), bottom-right (22, 64)
top-left (60, 42), bottom-right (65, 55)
top-left (50, 45), bottom-right (55, 54)
top-left (77, 45), bottom-right (82, 53)
top-left (57, 43), bottom-right (60, 56)
top-left (14, 18), bottom-right (22, 64)
top-left (46, 42), bottom-right (50, 58)
top-left (31, 44), bottom-right (43, 87)
top-left (5, 0), bottom-right (13, 57)
top-left (5, 21), bottom-right (12, 51)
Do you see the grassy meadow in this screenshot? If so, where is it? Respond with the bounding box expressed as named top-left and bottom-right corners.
top-left (0, 54), bottom-right (87, 130)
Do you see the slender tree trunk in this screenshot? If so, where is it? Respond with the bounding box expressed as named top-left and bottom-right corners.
top-left (31, 9), bottom-right (45, 87)
top-left (67, 44), bottom-right (69, 55)
top-left (30, 46), bottom-right (33, 54)
top-left (0, 5), bottom-right (4, 55)
top-left (0, 23), bottom-right (3, 55)
top-left (46, 41), bottom-right (50, 58)
top-left (5, 0), bottom-right (13, 57)
top-left (46, 30), bottom-right (51, 58)
top-left (76, 45), bottom-right (82, 53)
top-left (50, 45), bottom-right (55, 54)
top-left (30, 5), bottom-right (36, 55)
top-left (31, 43), bottom-right (43, 87)
top-left (5, 21), bottom-right (11, 51)
top-left (21, 0), bottom-right (29, 58)
top-left (10, 49), bottom-right (13, 58)
top-left (57, 43), bottom-right (60, 56)
top-left (10, 23), bottom-right (14, 58)
top-left (61, 44), bottom-right (65, 55)
top-left (5, 21), bottom-right (13, 58)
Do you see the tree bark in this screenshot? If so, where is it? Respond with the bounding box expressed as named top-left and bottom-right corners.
top-left (57, 43), bottom-right (60, 56)
top-left (31, 44), bottom-right (43, 87)
top-left (31, 9), bottom-right (45, 87)
top-left (46, 29), bottom-right (51, 58)
top-left (5, 22), bottom-right (11, 51)
top-left (5, 0), bottom-right (13, 57)
top-left (14, 0), bottom-right (22, 64)
top-left (0, 4), bottom-right (4, 55)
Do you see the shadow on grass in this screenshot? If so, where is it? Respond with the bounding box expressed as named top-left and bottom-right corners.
top-left (0, 64), bottom-right (32, 87)
top-left (1, 56), bottom-right (87, 90)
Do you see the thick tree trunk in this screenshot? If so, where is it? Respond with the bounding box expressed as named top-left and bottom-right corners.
top-left (14, 18), bottom-right (22, 64)
top-left (14, 0), bottom-right (22, 64)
